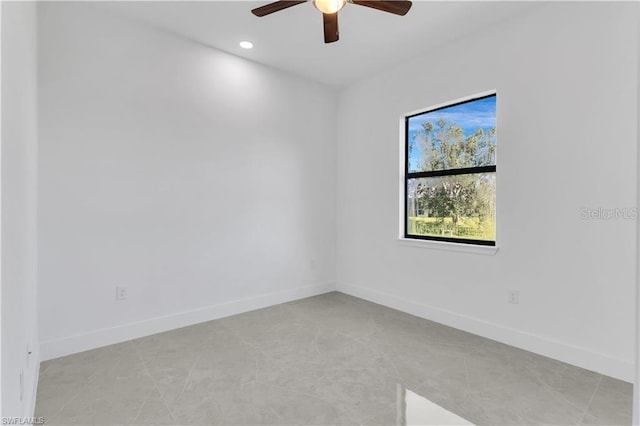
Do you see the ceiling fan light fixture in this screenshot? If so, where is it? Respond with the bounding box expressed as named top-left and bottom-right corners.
top-left (251, 0), bottom-right (413, 44)
top-left (313, 0), bottom-right (346, 14)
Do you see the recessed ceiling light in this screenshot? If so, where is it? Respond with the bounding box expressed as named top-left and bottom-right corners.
top-left (239, 41), bottom-right (254, 49)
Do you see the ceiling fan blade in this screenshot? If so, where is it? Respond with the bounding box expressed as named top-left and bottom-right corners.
top-left (351, 0), bottom-right (412, 16)
top-left (251, 1), bottom-right (306, 17)
top-left (323, 13), bottom-right (339, 43)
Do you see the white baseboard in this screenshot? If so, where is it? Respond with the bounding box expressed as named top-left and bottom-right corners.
top-left (28, 354), bottom-right (40, 417)
top-left (40, 280), bottom-right (633, 382)
top-left (336, 282), bottom-right (634, 383)
top-left (40, 282), bottom-right (335, 361)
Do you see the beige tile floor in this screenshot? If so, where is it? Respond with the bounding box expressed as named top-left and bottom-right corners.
top-left (35, 292), bottom-right (632, 425)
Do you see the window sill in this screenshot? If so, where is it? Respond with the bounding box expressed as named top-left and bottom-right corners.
top-left (397, 238), bottom-right (499, 255)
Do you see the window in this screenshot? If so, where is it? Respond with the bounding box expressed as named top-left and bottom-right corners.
top-left (404, 93), bottom-right (496, 246)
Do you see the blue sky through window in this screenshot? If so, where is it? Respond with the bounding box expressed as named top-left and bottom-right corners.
top-left (408, 95), bottom-right (496, 172)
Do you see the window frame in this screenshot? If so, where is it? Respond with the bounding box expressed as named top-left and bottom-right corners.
top-left (402, 92), bottom-right (497, 247)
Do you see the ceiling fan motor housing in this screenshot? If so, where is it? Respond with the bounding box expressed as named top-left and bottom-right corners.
top-left (251, 0), bottom-right (413, 43)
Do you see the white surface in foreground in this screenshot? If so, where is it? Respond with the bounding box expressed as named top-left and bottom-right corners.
top-left (401, 386), bottom-right (474, 425)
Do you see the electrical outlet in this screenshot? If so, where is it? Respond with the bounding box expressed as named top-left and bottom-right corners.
top-left (508, 290), bottom-right (520, 304)
top-left (116, 286), bottom-right (127, 301)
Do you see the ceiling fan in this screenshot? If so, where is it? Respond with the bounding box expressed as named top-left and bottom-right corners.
top-left (251, 0), bottom-right (413, 44)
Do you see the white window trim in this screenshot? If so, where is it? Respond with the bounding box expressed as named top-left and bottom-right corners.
top-left (397, 237), bottom-right (498, 255)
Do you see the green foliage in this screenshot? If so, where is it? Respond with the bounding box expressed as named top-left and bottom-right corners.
top-left (408, 119), bottom-right (496, 239)
top-left (408, 216), bottom-right (495, 241)
top-left (417, 121), bottom-right (496, 170)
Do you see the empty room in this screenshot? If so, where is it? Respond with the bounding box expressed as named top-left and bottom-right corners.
top-left (2, 0), bottom-right (639, 424)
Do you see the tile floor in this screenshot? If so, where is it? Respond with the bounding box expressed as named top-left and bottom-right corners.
top-left (35, 292), bottom-right (632, 425)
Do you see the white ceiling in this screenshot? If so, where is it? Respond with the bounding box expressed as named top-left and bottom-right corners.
top-left (104, 1), bottom-right (542, 87)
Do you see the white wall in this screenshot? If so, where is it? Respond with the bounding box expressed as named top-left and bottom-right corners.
top-left (336, 2), bottom-right (638, 382)
top-left (38, 3), bottom-right (337, 359)
top-left (1, 1), bottom-right (40, 417)
top-left (35, 0), bottom-right (640, 388)
top-left (635, 6), bottom-right (640, 424)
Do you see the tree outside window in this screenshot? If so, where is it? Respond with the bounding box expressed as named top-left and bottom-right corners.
top-left (405, 94), bottom-right (496, 245)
